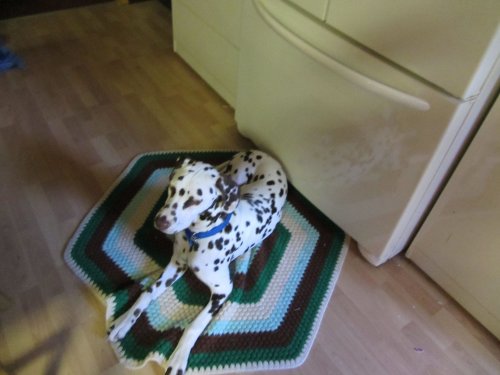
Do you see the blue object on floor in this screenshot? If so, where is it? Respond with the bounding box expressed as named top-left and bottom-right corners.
top-left (0, 44), bottom-right (24, 72)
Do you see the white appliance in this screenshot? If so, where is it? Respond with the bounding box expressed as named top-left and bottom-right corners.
top-left (235, 0), bottom-right (500, 265)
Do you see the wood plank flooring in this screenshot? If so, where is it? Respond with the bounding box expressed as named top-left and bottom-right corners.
top-left (0, 2), bottom-right (499, 374)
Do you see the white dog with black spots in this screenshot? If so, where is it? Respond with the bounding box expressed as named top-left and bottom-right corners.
top-left (108, 150), bottom-right (288, 375)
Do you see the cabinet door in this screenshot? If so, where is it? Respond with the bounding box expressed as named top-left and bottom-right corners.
top-left (172, 0), bottom-right (243, 106)
top-left (407, 95), bottom-right (500, 339)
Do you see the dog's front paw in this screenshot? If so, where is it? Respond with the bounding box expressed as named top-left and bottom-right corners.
top-left (108, 314), bottom-right (135, 343)
top-left (165, 349), bottom-right (189, 375)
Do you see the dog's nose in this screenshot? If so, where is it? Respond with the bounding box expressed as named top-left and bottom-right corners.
top-left (155, 215), bottom-right (170, 231)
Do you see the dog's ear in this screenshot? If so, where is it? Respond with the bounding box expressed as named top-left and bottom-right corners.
top-left (169, 158), bottom-right (189, 182)
top-left (172, 157), bottom-right (187, 170)
top-left (216, 175), bottom-right (240, 213)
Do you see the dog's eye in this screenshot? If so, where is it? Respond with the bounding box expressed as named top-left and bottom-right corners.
top-left (183, 196), bottom-right (202, 209)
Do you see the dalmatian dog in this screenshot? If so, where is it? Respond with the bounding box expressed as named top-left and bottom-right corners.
top-left (108, 150), bottom-right (287, 375)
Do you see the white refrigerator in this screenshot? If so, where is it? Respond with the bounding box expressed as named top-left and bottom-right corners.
top-left (235, 0), bottom-right (500, 266)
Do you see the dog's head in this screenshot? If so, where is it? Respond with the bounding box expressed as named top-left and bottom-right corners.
top-left (154, 158), bottom-right (240, 234)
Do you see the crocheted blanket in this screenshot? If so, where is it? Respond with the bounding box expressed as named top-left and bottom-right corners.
top-left (64, 151), bottom-right (349, 374)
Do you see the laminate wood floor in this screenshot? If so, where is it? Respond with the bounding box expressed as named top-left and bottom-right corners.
top-left (0, 2), bottom-right (498, 374)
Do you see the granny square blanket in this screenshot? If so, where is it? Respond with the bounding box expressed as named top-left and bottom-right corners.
top-left (64, 151), bottom-right (349, 374)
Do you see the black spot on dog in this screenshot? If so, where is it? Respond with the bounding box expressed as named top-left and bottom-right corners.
top-left (224, 224), bottom-right (232, 233)
top-left (183, 196), bottom-right (201, 209)
top-left (267, 180), bottom-right (275, 186)
top-left (179, 188), bottom-right (185, 196)
top-left (215, 238), bottom-right (224, 250)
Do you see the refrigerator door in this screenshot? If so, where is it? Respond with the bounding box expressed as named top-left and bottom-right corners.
top-left (407, 95), bottom-right (500, 339)
top-left (326, 0), bottom-right (500, 100)
top-left (236, 0), bottom-right (471, 265)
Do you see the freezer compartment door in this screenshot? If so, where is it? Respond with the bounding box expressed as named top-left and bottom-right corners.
top-left (236, 0), bottom-right (469, 265)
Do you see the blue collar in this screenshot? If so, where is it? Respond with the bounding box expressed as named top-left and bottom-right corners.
top-left (185, 213), bottom-right (233, 247)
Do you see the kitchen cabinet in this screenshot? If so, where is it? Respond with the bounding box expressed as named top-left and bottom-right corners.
top-left (407, 95), bottom-right (500, 339)
top-left (172, 0), bottom-right (243, 106)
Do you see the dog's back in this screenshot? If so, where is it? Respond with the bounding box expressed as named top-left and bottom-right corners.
top-left (219, 150), bottom-right (288, 254)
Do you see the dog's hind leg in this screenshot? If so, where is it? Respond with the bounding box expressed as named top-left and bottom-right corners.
top-left (165, 267), bottom-right (233, 375)
top-left (108, 254), bottom-right (187, 342)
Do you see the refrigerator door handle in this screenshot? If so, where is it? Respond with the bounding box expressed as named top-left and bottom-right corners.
top-left (254, 0), bottom-right (431, 111)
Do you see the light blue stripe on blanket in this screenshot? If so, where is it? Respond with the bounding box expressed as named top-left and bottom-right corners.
top-left (103, 168), bottom-right (171, 279)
